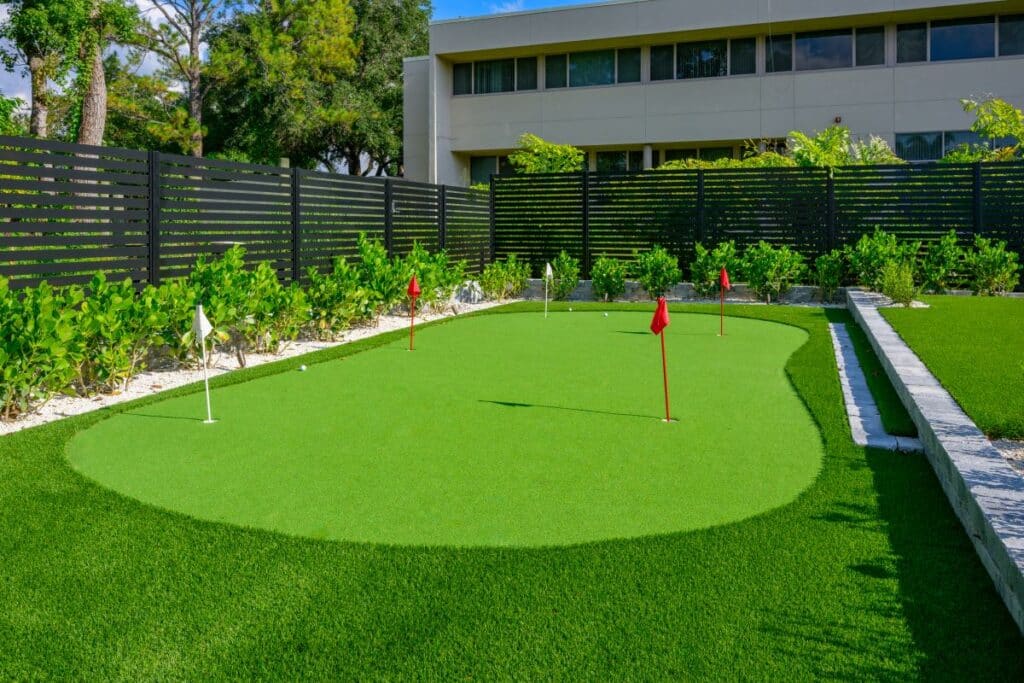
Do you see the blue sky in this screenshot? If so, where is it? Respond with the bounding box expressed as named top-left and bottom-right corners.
top-left (434, 0), bottom-right (593, 21)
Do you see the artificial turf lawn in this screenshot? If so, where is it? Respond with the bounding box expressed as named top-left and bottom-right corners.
top-left (882, 295), bottom-right (1024, 440)
top-left (67, 312), bottom-right (823, 547)
top-left (1, 303), bottom-right (1022, 678)
top-left (842, 321), bottom-right (918, 438)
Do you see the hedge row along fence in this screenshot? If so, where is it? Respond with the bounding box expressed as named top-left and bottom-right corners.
top-left (490, 162), bottom-right (1024, 278)
top-left (0, 136), bottom-right (491, 290)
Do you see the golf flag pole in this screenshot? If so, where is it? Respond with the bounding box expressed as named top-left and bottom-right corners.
top-left (719, 267), bottom-right (731, 337)
top-left (544, 262), bottom-right (553, 318)
top-left (192, 304), bottom-right (215, 424)
top-left (407, 274), bottom-right (421, 351)
top-left (650, 297), bottom-right (672, 422)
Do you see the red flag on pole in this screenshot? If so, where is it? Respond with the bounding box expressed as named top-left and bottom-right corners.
top-left (408, 275), bottom-right (421, 351)
top-left (719, 267), bottom-right (731, 337)
top-left (650, 297), bottom-right (672, 422)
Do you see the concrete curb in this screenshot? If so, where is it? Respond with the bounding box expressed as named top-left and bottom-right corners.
top-left (847, 289), bottom-right (1024, 634)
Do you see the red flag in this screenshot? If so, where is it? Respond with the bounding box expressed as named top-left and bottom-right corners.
top-left (720, 267), bottom-right (731, 291)
top-left (407, 275), bottom-right (421, 299)
top-left (650, 297), bottom-right (670, 335)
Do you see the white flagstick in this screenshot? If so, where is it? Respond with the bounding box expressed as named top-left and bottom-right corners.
top-left (544, 262), bottom-right (553, 318)
top-left (200, 336), bottom-right (213, 424)
top-left (193, 304), bottom-right (215, 424)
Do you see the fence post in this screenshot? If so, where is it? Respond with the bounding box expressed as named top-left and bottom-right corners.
top-left (291, 167), bottom-right (302, 282)
top-left (438, 184), bottom-right (447, 250)
top-left (384, 178), bottom-right (394, 258)
top-left (973, 162), bottom-right (983, 236)
top-left (581, 171), bottom-right (591, 277)
top-left (147, 150), bottom-right (161, 286)
top-left (696, 169), bottom-right (705, 245)
top-left (488, 175), bottom-right (496, 263)
top-left (826, 169), bottom-right (836, 253)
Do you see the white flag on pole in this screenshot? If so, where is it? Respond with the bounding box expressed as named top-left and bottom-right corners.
top-left (545, 262), bottom-right (553, 280)
top-left (543, 263), bottom-right (552, 318)
top-left (193, 304), bottom-right (215, 424)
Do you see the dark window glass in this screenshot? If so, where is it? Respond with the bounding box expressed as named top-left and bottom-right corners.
top-left (664, 149), bottom-right (697, 162)
top-left (474, 59), bottom-right (515, 94)
top-left (766, 34), bottom-right (793, 72)
top-left (730, 37), bottom-right (757, 74)
top-left (617, 48), bottom-right (641, 83)
top-left (895, 132), bottom-right (942, 161)
top-left (628, 150), bottom-right (644, 171)
top-left (453, 63), bottom-right (473, 95)
top-left (651, 45), bottom-right (675, 80)
top-left (677, 39), bottom-right (727, 79)
top-left (1001, 14), bottom-right (1024, 56)
top-left (596, 151), bottom-right (627, 174)
top-left (570, 50), bottom-right (615, 87)
top-left (470, 156), bottom-right (496, 185)
top-left (944, 130), bottom-right (987, 152)
top-left (931, 17), bottom-right (995, 61)
top-left (545, 54), bottom-right (567, 88)
top-left (897, 23), bottom-right (927, 62)
top-left (856, 26), bottom-right (885, 66)
top-left (700, 147), bottom-right (734, 161)
top-left (516, 57), bottom-right (537, 90)
top-left (795, 29), bottom-right (852, 70)
top-left (497, 156), bottom-right (512, 175)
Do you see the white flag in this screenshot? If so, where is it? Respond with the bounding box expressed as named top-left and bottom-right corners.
top-left (192, 304), bottom-right (213, 342)
top-left (545, 262), bottom-right (553, 280)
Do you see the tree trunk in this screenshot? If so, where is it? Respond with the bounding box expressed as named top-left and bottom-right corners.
top-left (77, 42), bottom-right (107, 145)
top-left (28, 56), bottom-right (48, 138)
top-left (345, 149), bottom-right (362, 176)
top-left (188, 75), bottom-right (202, 156)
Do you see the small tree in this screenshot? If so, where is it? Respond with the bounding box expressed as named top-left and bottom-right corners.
top-left (633, 245), bottom-right (681, 299)
top-left (742, 242), bottom-right (805, 303)
top-left (508, 133), bottom-right (585, 174)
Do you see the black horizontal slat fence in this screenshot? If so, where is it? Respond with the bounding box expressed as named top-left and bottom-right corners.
top-left (0, 136), bottom-right (491, 289)
top-left (493, 161), bottom-right (1024, 278)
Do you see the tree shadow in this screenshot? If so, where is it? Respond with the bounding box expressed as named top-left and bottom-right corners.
top-left (478, 400), bottom-right (655, 421)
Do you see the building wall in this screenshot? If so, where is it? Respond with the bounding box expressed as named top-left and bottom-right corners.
top-left (402, 57), bottom-right (429, 182)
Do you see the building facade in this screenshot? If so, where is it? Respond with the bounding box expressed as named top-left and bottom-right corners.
top-left (403, 0), bottom-right (1024, 186)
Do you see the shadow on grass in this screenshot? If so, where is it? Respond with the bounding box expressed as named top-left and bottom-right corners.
top-left (479, 399), bottom-right (655, 421)
top-left (124, 412), bottom-right (205, 423)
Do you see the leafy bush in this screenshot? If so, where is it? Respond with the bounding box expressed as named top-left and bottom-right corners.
top-left (814, 249), bottom-right (844, 302)
top-left (355, 234), bottom-right (407, 320)
top-left (633, 245), bottom-right (681, 299)
top-left (921, 230), bottom-right (966, 293)
top-left (404, 242), bottom-right (467, 313)
top-left (845, 228), bottom-right (920, 291)
top-left (968, 236), bottom-right (1021, 296)
top-left (550, 250), bottom-right (580, 300)
top-left (590, 256), bottom-right (628, 301)
top-left (480, 254), bottom-right (530, 301)
top-left (742, 242), bottom-right (805, 303)
top-left (691, 241), bottom-right (742, 297)
top-left (880, 261), bottom-right (919, 307)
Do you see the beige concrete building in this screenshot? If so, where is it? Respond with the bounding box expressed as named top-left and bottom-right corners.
top-left (403, 0), bottom-right (1024, 186)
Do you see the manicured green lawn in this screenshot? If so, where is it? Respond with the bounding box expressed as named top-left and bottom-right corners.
top-left (0, 303), bottom-right (1021, 678)
top-left (882, 296), bottom-right (1024, 440)
top-left (67, 311), bottom-right (822, 547)
top-left (842, 321), bottom-right (918, 438)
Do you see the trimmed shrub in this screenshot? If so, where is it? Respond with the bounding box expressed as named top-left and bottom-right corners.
top-left (480, 254), bottom-right (530, 301)
top-left (968, 236), bottom-right (1020, 296)
top-left (590, 256), bottom-right (628, 301)
top-left (404, 243), bottom-right (468, 313)
top-left (355, 234), bottom-right (407, 320)
top-left (742, 241), bottom-right (805, 303)
top-left (921, 230), bottom-right (966, 293)
top-left (880, 261), bottom-right (919, 307)
top-left (550, 250), bottom-right (580, 300)
top-left (691, 241), bottom-right (742, 297)
top-left (634, 245), bottom-right (681, 299)
top-left (845, 228), bottom-right (920, 291)
top-left (814, 249), bottom-right (844, 302)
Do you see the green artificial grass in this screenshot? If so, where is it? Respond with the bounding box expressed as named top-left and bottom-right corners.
top-left (1, 303), bottom-right (1021, 679)
top-left (67, 312), bottom-right (822, 547)
top-left (882, 295), bottom-right (1024, 440)
top-left (842, 321), bottom-right (918, 438)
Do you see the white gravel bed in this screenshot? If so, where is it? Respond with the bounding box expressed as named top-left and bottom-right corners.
top-left (0, 300), bottom-right (508, 437)
top-left (992, 440), bottom-right (1024, 477)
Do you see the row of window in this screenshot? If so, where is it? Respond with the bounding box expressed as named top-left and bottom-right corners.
top-left (895, 130), bottom-right (1018, 161)
top-left (453, 14), bottom-right (1024, 95)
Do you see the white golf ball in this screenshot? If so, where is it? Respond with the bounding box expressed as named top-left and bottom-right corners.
top-left (299, 365), bottom-right (307, 372)
top-left (568, 307), bottom-right (573, 312)
top-left (604, 312), bottom-right (609, 317)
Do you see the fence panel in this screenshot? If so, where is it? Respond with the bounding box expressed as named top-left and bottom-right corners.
top-left (0, 136), bottom-right (150, 288)
top-left (391, 180), bottom-right (440, 256)
top-left (492, 173), bottom-right (585, 274)
top-left (981, 162), bottom-right (1024, 254)
top-left (297, 171), bottom-right (386, 275)
top-left (158, 154), bottom-right (292, 281)
top-left (443, 186), bottom-right (490, 273)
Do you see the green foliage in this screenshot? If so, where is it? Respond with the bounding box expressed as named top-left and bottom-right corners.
top-left (814, 249), bottom-right (844, 302)
top-left (967, 236), bottom-right (1021, 296)
top-left (590, 256), bottom-right (628, 301)
top-left (633, 245), bottom-right (681, 299)
top-left (304, 259), bottom-right (364, 340)
top-left (480, 254), bottom-right (530, 301)
top-left (507, 133), bottom-right (585, 174)
top-left (879, 261), bottom-right (919, 307)
top-left (850, 135), bottom-right (904, 165)
top-left (961, 97), bottom-right (1024, 156)
top-left (355, 234), bottom-right (407, 319)
top-left (404, 242), bottom-right (467, 312)
top-left (690, 241), bottom-right (742, 297)
top-left (549, 250), bottom-right (580, 300)
top-left (742, 241), bottom-right (805, 303)
top-left (788, 126), bottom-right (853, 167)
top-left (845, 228), bottom-right (920, 291)
top-left (658, 151), bottom-right (796, 170)
top-left (0, 93), bottom-right (25, 135)
top-left (921, 231), bottom-right (965, 293)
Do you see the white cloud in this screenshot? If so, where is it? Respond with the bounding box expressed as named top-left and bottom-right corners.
top-left (490, 0), bottom-right (525, 14)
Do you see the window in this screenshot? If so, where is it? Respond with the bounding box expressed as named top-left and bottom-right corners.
top-left (931, 16), bottom-right (994, 61)
top-left (545, 54), bottom-right (567, 88)
top-left (896, 133), bottom-right (943, 161)
top-left (944, 130), bottom-right (987, 151)
top-left (470, 157), bottom-right (497, 185)
top-left (766, 34), bottom-right (793, 72)
top-left (664, 149), bottom-right (697, 163)
top-left (629, 150), bottom-right (644, 171)
top-left (596, 151), bottom-right (627, 174)
top-left (730, 38), bottom-right (757, 75)
top-left (701, 147), bottom-right (734, 161)
top-left (516, 57), bottom-right (537, 90)
top-left (678, 39), bottom-right (727, 79)
top-left (795, 29), bottom-right (852, 70)
top-left (855, 26), bottom-right (885, 66)
top-left (617, 48), bottom-right (641, 83)
top-left (453, 63), bottom-right (472, 95)
top-left (569, 50), bottom-right (615, 87)
top-left (1001, 14), bottom-right (1024, 56)
top-left (651, 45), bottom-right (675, 80)
top-left (474, 59), bottom-right (515, 94)
top-left (497, 156), bottom-right (512, 176)
top-left (897, 23), bottom-right (927, 63)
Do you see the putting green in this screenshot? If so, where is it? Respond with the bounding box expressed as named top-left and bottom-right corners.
top-left (67, 311), bottom-right (823, 547)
